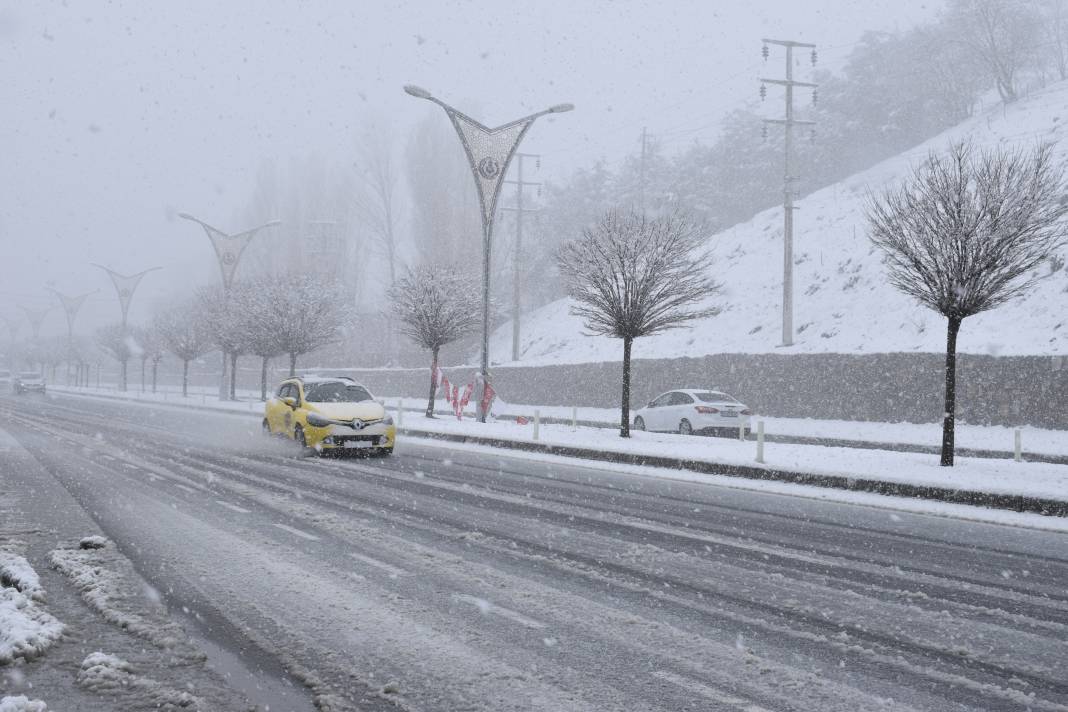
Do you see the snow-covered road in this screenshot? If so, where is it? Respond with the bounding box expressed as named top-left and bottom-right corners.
top-left (2, 392), bottom-right (1067, 712)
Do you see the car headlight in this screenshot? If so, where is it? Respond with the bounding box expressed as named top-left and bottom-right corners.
top-left (381, 413), bottom-right (394, 426)
top-left (306, 412), bottom-right (331, 428)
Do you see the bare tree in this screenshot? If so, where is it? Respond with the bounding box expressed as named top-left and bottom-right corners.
top-left (133, 323), bottom-right (166, 393)
top-left (1040, 0), bottom-right (1068, 80)
top-left (196, 284), bottom-right (250, 400)
top-left (232, 275), bottom-right (286, 400)
top-left (95, 323), bottom-right (133, 391)
top-left (263, 273), bottom-right (342, 376)
top-left (354, 127), bottom-right (402, 288)
top-left (949, 0), bottom-right (1042, 102)
top-left (40, 336), bottom-right (66, 383)
top-left (388, 265), bottom-right (480, 417)
top-left (557, 210), bottom-right (720, 437)
top-left (867, 141), bottom-right (1067, 466)
top-left (155, 300), bottom-right (211, 397)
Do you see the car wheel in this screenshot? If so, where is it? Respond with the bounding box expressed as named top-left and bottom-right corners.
top-left (373, 447), bottom-right (394, 457)
top-left (634, 416), bottom-right (646, 431)
top-left (294, 425), bottom-right (312, 455)
top-left (262, 419), bottom-right (272, 436)
top-left (679, 419), bottom-right (693, 436)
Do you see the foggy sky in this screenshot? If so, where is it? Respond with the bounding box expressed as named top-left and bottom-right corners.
top-left (0, 0), bottom-right (939, 336)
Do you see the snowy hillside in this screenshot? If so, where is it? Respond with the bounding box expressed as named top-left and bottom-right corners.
top-left (491, 82), bottom-right (1068, 366)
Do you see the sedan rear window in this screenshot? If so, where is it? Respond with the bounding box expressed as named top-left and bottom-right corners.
top-left (694, 391), bottom-right (739, 403)
top-left (304, 382), bottom-right (373, 403)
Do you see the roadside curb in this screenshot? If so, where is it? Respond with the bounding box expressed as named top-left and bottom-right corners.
top-left (398, 428), bottom-right (1068, 517)
top-left (50, 387), bottom-right (1068, 517)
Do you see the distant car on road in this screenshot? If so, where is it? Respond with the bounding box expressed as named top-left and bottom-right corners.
top-left (263, 375), bottom-right (395, 456)
top-left (633, 389), bottom-right (751, 436)
top-left (14, 371), bottom-right (46, 394)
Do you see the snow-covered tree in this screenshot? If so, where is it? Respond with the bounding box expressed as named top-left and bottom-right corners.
top-left (95, 323), bottom-right (133, 391)
top-left (132, 324), bottom-right (165, 393)
top-left (867, 141), bottom-right (1068, 466)
top-left (557, 210), bottom-right (720, 438)
top-left (155, 300), bottom-right (211, 397)
top-left (261, 273), bottom-right (342, 376)
top-left (388, 265), bottom-right (480, 417)
top-left (39, 336), bottom-right (66, 383)
top-left (196, 284), bottom-right (250, 400)
top-left (231, 275), bottom-right (286, 400)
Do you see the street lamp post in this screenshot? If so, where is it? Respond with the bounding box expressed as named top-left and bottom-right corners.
top-left (47, 288), bottom-right (96, 386)
top-left (403, 84), bottom-right (573, 422)
top-left (92, 264), bottom-right (162, 392)
top-left (178, 213), bottom-right (280, 400)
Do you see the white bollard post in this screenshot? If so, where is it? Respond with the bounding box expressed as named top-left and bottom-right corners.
top-left (1014, 429), bottom-right (1022, 462)
top-left (397, 400), bottom-right (404, 430)
top-left (571, 406), bottom-right (577, 430)
top-left (756, 421), bottom-right (765, 464)
top-left (533, 410), bottom-right (540, 441)
top-left (739, 422), bottom-right (745, 441)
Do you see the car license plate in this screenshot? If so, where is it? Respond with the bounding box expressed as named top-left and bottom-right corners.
top-left (722, 411), bottom-right (738, 417)
top-left (343, 440), bottom-right (373, 449)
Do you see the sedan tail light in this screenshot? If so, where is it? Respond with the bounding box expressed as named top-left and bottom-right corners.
top-left (695, 406), bottom-right (719, 414)
top-left (740, 409), bottom-right (752, 415)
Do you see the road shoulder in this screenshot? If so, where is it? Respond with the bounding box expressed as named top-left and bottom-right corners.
top-left (0, 424), bottom-right (254, 711)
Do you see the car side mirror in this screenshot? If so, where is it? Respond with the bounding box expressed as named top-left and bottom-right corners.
top-left (283, 396), bottom-right (298, 409)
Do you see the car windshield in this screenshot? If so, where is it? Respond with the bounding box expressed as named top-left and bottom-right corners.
top-left (303, 382), bottom-right (373, 403)
top-left (695, 391), bottom-right (739, 403)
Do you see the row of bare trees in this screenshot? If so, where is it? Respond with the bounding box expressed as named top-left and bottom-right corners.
top-left (543, 140), bottom-right (1067, 469)
top-left (90, 273), bottom-right (343, 399)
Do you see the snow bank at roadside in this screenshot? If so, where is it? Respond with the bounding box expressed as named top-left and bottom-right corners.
top-left (404, 416), bottom-right (1068, 502)
top-left (0, 696), bottom-right (48, 712)
top-left (78, 652), bottom-right (203, 709)
top-left (0, 553), bottom-right (44, 602)
top-left (49, 539), bottom-right (203, 661)
top-left (0, 572), bottom-right (64, 665)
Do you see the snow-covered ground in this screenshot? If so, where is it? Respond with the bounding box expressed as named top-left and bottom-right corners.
top-left (51, 384), bottom-right (1068, 458)
top-left (402, 415), bottom-right (1068, 502)
top-left (488, 81), bottom-right (1068, 364)
top-left (47, 385), bottom-right (1068, 505)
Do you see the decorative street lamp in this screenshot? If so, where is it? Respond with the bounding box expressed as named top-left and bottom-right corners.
top-left (403, 84), bottom-right (573, 422)
top-left (47, 288), bottom-right (96, 386)
top-left (19, 306), bottom-right (50, 342)
top-left (91, 264), bottom-right (162, 329)
top-left (92, 264), bottom-right (162, 391)
top-left (178, 213), bottom-right (280, 399)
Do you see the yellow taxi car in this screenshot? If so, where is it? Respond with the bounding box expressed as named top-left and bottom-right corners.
top-left (263, 376), bottom-right (395, 456)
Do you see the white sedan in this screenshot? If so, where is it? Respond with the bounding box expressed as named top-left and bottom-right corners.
top-left (633, 389), bottom-right (751, 436)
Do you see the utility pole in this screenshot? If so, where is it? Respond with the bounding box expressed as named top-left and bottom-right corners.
top-left (639, 127), bottom-right (648, 213)
top-left (761, 38), bottom-right (817, 348)
top-left (502, 152), bottom-right (541, 362)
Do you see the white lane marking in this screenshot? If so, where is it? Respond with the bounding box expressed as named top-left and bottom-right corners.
top-left (272, 523), bottom-right (320, 541)
top-left (173, 483), bottom-right (197, 494)
top-left (348, 551), bottom-right (407, 577)
top-left (653, 671), bottom-right (773, 712)
top-left (100, 454), bottom-right (116, 461)
top-left (215, 500), bottom-right (251, 514)
top-left (454, 594), bottom-right (547, 629)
